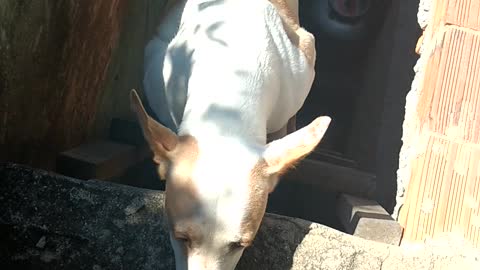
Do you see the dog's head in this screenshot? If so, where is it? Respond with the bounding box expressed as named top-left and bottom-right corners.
top-left (130, 89), bottom-right (330, 270)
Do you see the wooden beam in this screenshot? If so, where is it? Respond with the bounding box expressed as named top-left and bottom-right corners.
top-left (0, 0), bottom-right (129, 170)
top-left (283, 158), bottom-right (376, 199)
top-left (56, 140), bottom-right (149, 180)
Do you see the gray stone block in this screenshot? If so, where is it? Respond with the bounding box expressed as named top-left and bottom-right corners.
top-left (0, 163), bottom-right (478, 270)
top-left (337, 193), bottom-right (403, 245)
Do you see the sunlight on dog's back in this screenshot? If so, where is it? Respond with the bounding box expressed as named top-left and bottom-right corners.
top-left (132, 0), bottom-right (331, 269)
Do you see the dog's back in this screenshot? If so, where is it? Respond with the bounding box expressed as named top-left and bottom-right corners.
top-left (132, 2), bottom-right (329, 270)
top-left (144, 0), bottom-right (315, 140)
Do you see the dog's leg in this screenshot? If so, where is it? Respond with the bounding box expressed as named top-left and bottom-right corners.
top-left (267, 125), bottom-right (288, 143)
top-left (287, 115), bottom-right (296, 133)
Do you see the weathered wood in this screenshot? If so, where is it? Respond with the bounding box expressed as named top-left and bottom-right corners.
top-left (309, 148), bottom-right (358, 168)
top-left (91, 0), bottom-right (171, 139)
top-left (0, 0), bottom-right (128, 169)
top-left (109, 118), bottom-right (147, 146)
top-left (283, 158), bottom-right (377, 199)
top-left (56, 140), bottom-right (150, 180)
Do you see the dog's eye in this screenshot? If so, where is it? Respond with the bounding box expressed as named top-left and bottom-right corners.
top-left (174, 234), bottom-right (190, 245)
top-left (176, 236), bottom-right (189, 243)
top-left (178, 237), bottom-right (194, 250)
top-left (228, 241), bottom-right (246, 252)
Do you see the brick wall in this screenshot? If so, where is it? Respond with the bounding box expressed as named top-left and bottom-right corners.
top-left (396, 0), bottom-right (480, 248)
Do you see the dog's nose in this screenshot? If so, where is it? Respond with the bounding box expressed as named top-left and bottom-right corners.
top-left (188, 255), bottom-right (219, 270)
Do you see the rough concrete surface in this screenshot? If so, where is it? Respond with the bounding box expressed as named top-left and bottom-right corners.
top-left (0, 163), bottom-right (478, 270)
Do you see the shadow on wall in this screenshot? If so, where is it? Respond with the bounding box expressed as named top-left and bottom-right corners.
top-left (268, 181), bottom-right (344, 231)
top-left (345, 0), bottom-right (421, 213)
top-left (93, 0), bottom-right (173, 139)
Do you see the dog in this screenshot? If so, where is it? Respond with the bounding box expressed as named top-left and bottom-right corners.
top-left (130, 0), bottom-right (330, 269)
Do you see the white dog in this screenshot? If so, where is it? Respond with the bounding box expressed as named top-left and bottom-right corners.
top-left (130, 0), bottom-right (330, 269)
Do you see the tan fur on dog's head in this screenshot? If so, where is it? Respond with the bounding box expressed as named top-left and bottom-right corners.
top-left (130, 89), bottom-right (330, 270)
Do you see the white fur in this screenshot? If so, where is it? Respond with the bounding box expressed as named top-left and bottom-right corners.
top-left (144, 0), bottom-right (315, 269)
top-left (168, 136), bottom-right (262, 269)
top-left (144, 0), bottom-right (314, 142)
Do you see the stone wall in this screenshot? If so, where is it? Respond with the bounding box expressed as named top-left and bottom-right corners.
top-left (1, 163), bottom-right (478, 269)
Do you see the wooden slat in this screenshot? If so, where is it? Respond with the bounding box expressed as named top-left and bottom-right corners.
top-left (0, 0), bottom-right (128, 170)
top-left (283, 158), bottom-right (376, 199)
top-left (56, 140), bottom-right (150, 180)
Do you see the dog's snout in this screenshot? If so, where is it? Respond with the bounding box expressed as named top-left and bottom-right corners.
top-left (187, 255), bottom-right (219, 270)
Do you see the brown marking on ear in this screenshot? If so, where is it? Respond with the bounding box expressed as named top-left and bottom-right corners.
top-left (164, 135), bottom-right (201, 233)
top-left (129, 89), bottom-right (178, 177)
top-left (272, 151), bottom-right (306, 176)
top-left (238, 161), bottom-right (271, 245)
top-left (268, 0), bottom-right (316, 66)
top-left (264, 116), bottom-right (331, 175)
top-left (130, 89), bottom-right (178, 151)
top-left (157, 162), bottom-right (169, 180)
top-left (170, 135), bottom-right (199, 180)
top-left (156, 135), bottom-right (197, 180)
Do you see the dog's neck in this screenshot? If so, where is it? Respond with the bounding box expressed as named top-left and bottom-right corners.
top-left (178, 86), bottom-right (268, 145)
top-left (146, 0), bottom-right (314, 147)
top-left (168, 0), bottom-right (307, 146)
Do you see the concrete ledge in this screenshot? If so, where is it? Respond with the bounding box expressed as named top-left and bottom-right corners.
top-left (0, 163), bottom-right (478, 270)
top-left (337, 194), bottom-right (403, 245)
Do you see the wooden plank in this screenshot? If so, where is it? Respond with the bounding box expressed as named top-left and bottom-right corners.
top-left (56, 140), bottom-right (150, 180)
top-left (109, 118), bottom-right (147, 146)
top-left (0, 0), bottom-right (128, 170)
top-left (91, 0), bottom-right (170, 139)
top-left (308, 148), bottom-right (358, 168)
top-left (283, 158), bottom-right (376, 199)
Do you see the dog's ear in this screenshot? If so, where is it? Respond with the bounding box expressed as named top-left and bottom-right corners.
top-left (130, 89), bottom-right (178, 166)
top-left (262, 116), bottom-right (331, 177)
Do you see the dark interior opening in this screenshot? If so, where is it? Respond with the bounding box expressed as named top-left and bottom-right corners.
top-left (267, 0), bottom-right (421, 230)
